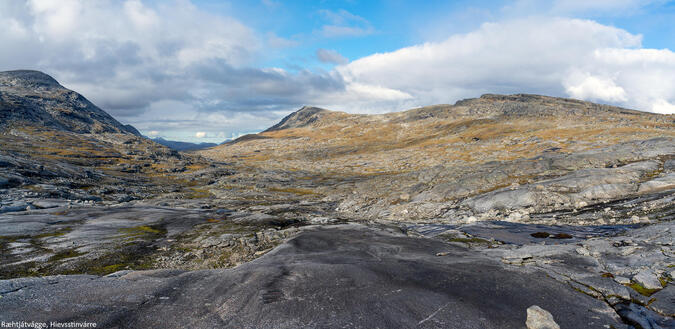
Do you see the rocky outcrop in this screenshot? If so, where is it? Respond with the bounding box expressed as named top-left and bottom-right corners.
top-left (0, 70), bottom-right (139, 135)
top-left (526, 306), bottom-right (560, 329)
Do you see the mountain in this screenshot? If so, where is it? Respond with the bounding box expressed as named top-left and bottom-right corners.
top-left (151, 137), bottom-right (218, 151)
top-left (0, 70), bottom-right (140, 135)
top-left (0, 70), bottom-right (212, 205)
top-left (203, 94), bottom-right (672, 175)
top-left (263, 106), bottom-right (330, 132)
top-left (201, 94), bottom-right (674, 222)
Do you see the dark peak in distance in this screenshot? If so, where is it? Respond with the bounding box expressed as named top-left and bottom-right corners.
top-left (263, 106), bottom-right (330, 132)
top-left (0, 70), bottom-right (61, 88)
top-left (151, 137), bottom-right (218, 151)
top-left (0, 69), bottom-right (140, 136)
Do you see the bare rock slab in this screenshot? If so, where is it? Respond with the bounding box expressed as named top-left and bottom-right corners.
top-left (0, 225), bottom-right (624, 328)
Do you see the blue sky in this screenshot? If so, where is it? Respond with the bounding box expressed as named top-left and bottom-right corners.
top-left (1, 0), bottom-right (674, 142)
top-left (205, 0), bottom-right (675, 69)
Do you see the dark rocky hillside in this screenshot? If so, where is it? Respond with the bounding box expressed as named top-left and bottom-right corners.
top-left (0, 70), bottom-right (139, 135)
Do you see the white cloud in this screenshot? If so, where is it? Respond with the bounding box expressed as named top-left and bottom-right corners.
top-left (124, 0), bottom-right (159, 30)
top-left (564, 73), bottom-right (627, 102)
top-left (0, 0), bottom-right (261, 110)
top-left (195, 131), bottom-right (207, 138)
top-left (333, 17), bottom-right (675, 114)
top-left (651, 99), bottom-right (675, 114)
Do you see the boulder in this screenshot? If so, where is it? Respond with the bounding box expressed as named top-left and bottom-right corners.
top-left (526, 305), bottom-right (560, 329)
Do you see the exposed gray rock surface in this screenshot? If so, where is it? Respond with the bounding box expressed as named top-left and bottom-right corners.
top-left (633, 269), bottom-right (663, 290)
top-left (0, 225), bottom-right (625, 329)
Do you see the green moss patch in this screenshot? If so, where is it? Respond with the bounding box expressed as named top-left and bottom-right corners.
top-left (35, 227), bottom-right (73, 239)
top-left (118, 225), bottom-right (167, 239)
top-left (627, 282), bottom-right (661, 297)
top-left (48, 248), bottom-right (84, 262)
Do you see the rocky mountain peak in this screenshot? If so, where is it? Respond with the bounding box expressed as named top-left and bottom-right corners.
top-left (0, 69), bottom-right (140, 135)
top-left (0, 70), bottom-right (61, 89)
top-left (263, 106), bottom-right (329, 132)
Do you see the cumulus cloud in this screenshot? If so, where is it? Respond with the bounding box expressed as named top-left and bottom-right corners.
top-left (564, 73), bottom-right (627, 102)
top-left (335, 17), bottom-right (675, 114)
top-left (316, 49), bottom-right (348, 64)
top-left (195, 132), bottom-right (207, 138)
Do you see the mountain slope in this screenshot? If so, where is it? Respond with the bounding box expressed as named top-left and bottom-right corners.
top-left (263, 106), bottom-right (330, 132)
top-left (0, 70), bottom-right (139, 135)
top-left (0, 70), bottom-right (212, 207)
top-left (202, 94), bottom-right (673, 174)
top-left (201, 94), bottom-right (674, 223)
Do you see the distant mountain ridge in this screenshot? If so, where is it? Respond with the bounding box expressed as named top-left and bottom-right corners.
top-left (202, 93), bottom-right (673, 176)
top-left (262, 94), bottom-right (659, 134)
top-left (0, 70), bottom-right (140, 135)
top-left (151, 137), bottom-right (218, 151)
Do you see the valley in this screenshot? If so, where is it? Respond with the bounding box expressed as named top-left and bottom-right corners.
top-left (0, 70), bottom-right (673, 328)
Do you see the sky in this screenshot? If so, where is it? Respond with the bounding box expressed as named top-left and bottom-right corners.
top-left (1, 0), bottom-right (674, 143)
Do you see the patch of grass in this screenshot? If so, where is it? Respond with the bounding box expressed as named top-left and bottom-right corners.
top-left (445, 237), bottom-right (492, 244)
top-left (185, 187), bottom-right (212, 199)
top-left (0, 261), bottom-right (41, 279)
top-left (626, 282), bottom-right (661, 297)
top-left (48, 248), bottom-right (84, 262)
top-left (34, 227), bottom-right (73, 239)
top-left (185, 164), bottom-right (208, 172)
top-left (100, 264), bottom-right (127, 273)
top-left (267, 187), bottom-right (319, 195)
top-left (117, 225), bottom-right (167, 242)
top-left (0, 235), bottom-right (31, 243)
